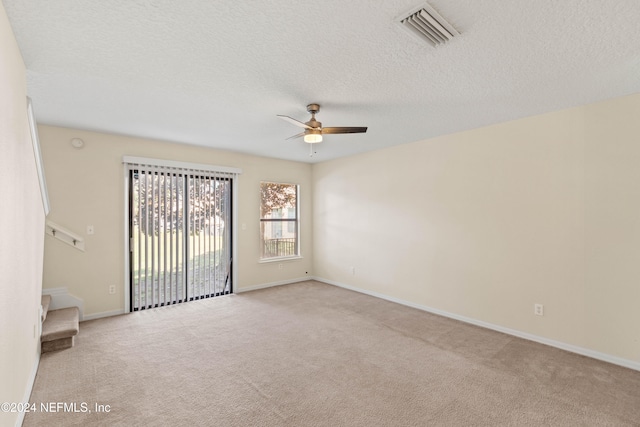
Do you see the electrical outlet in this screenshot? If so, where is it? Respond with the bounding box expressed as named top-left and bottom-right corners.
top-left (109, 285), bottom-right (116, 295)
top-left (350, 266), bottom-right (356, 275)
top-left (87, 225), bottom-right (94, 235)
top-left (534, 303), bottom-right (544, 316)
top-left (278, 263), bottom-right (283, 270)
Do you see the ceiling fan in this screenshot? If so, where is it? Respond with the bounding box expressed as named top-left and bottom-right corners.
top-left (277, 103), bottom-right (367, 143)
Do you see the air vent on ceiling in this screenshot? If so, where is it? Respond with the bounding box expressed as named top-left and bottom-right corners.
top-left (398, 3), bottom-right (459, 47)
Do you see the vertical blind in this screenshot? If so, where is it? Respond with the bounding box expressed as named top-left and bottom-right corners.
top-left (124, 157), bottom-right (240, 311)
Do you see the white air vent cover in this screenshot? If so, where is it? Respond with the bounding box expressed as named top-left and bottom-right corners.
top-left (398, 3), bottom-right (459, 47)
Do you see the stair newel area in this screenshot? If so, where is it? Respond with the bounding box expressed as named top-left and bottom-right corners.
top-left (40, 295), bottom-right (80, 353)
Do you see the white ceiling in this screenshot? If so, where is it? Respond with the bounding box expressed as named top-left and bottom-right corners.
top-left (5, 0), bottom-right (640, 163)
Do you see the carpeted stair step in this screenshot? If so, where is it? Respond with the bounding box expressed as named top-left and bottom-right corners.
top-left (41, 294), bottom-right (51, 322)
top-left (41, 307), bottom-right (79, 353)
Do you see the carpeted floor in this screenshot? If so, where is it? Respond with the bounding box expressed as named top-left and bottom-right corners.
top-left (25, 281), bottom-right (640, 426)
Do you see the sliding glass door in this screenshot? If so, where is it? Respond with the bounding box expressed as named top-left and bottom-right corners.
top-left (129, 167), bottom-right (232, 311)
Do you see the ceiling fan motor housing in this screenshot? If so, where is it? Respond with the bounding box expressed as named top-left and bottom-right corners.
top-left (306, 104), bottom-right (322, 128)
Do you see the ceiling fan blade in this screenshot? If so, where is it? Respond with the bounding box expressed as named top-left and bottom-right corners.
top-left (322, 127), bottom-right (368, 134)
top-left (277, 115), bottom-right (313, 129)
top-left (285, 132), bottom-right (305, 140)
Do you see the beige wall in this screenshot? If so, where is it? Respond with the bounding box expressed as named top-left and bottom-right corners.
top-left (0, 4), bottom-right (46, 426)
top-left (312, 93), bottom-right (640, 363)
top-left (39, 126), bottom-right (313, 316)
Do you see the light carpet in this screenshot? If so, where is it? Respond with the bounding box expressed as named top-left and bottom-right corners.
top-left (25, 281), bottom-right (640, 426)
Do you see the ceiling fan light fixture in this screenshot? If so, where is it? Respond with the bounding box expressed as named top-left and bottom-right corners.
top-left (304, 131), bottom-right (323, 144)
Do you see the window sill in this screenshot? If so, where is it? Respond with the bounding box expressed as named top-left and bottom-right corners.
top-left (259, 256), bottom-right (303, 264)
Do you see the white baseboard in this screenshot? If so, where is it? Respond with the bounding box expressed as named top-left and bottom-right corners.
top-left (236, 276), bottom-right (312, 293)
top-left (16, 352), bottom-right (40, 427)
top-left (83, 309), bottom-right (126, 321)
top-left (83, 279), bottom-right (312, 318)
top-left (315, 277), bottom-right (640, 373)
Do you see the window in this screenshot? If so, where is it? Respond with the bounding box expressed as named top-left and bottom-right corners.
top-left (260, 182), bottom-right (299, 259)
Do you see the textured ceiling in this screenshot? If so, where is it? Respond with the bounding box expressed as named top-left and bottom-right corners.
top-left (4, 0), bottom-right (640, 163)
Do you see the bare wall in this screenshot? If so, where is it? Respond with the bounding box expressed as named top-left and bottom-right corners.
top-left (0, 4), bottom-right (46, 426)
top-left (39, 126), bottom-right (312, 317)
top-left (312, 93), bottom-right (640, 363)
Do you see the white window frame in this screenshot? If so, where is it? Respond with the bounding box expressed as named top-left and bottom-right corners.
top-left (259, 181), bottom-right (301, 262)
